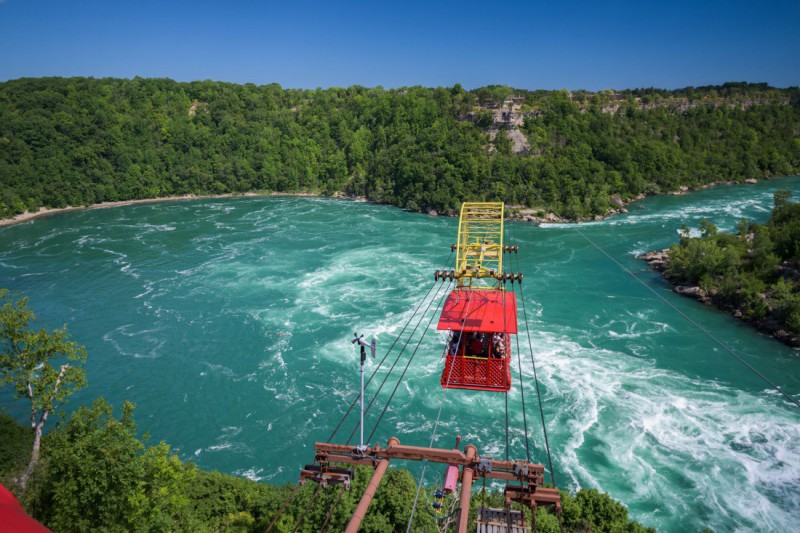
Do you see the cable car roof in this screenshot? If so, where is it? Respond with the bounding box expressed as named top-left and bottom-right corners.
top-left (436, 289), bottom-right (518, 334)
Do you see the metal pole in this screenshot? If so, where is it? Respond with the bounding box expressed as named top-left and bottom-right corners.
top-left (457, 444), bottom-right (478, 533)
top-left (360, 355), bottom-right (365, 448)
top-left (352, 333), bottom-right (375, 452)
top-left (345, 437), bottom-right (399, 533)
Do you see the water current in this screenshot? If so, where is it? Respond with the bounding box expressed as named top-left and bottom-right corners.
top-left (1, 178), bottom-right (799, 532)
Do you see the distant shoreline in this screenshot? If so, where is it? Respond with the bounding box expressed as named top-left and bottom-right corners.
top-left (0, 176), bottom-right (791, 228)
top-left (0, 191), bottom-right (332, 227)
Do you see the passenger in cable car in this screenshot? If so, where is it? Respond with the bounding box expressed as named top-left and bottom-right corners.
top-left (468, 333), bottom-right (485, 357)
top-left (448, 332), bottom-right (460, 355)
top-left (492, 333), bottom-right (506, 358)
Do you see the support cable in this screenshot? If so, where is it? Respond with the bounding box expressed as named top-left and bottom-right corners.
top-left (406, 287), bottom-right (476, 532)
top-left (513, 318), bottom-right (532, 462)
top-left (522, 187), bottom-right (800, 409)
top-left (265, 484), bottom-right (300, 533)
top-left (320, 485), bottom-right (345, 533)
top-left (508, 219), bottom-right (549, 475)
top-left (291, 484), bottom-right (322, 533)
top-left (366, 278), bottom-right (453, 445)
top-left (505, 391), bottom-right (510, 462)
top-left (515, 261), bottom-right (557, 486)
top-left (348, 275), bottom-right (454, 445)
top-left (327, 252), bottom-right (454, 442)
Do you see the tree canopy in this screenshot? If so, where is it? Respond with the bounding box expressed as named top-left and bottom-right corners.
top-left (0, 289), bottom-right (87, 489)
top-left (1, 78), bottom-right (798, 219)
top-left (667, 190), bottom-right (800, 337)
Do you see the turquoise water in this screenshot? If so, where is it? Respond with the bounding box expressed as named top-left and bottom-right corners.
top-left (1, 179), bottom-right (799, 532)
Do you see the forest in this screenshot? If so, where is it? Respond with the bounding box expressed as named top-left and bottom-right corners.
top-left (1, 78), bottom-right (798, 219)
top-left (662, 190), bottom-right (800, 342)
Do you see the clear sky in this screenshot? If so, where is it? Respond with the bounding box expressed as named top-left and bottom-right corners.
top-left (1, 0), bottom-right (798, 90)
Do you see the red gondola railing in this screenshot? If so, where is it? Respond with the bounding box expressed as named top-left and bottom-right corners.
top-left (440, 354), bottom-right (511, 392)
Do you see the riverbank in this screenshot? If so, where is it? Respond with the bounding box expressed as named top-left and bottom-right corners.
top-left (0, 191), bottom-right (355, 227)
top-left (640, 249), bottom-right (800, 347)
top-left (0, 176), bottom-right (787, 228)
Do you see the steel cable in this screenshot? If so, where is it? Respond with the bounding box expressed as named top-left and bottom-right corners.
top-left (265, 484), bottom-right (300, 533)
top-left (522, 185), bottom-right (800, 409)
top-left (327, 252), bottom-right (455, 442)
top-left (320, 485), bottom-right (345, 532)
top-left (366, 278), bottom-right (453, 444)
top-left (406, 287), bottom-right (476, 532)
top-left (347, 275), bottom-right (454, 444)
top-left (291, 484), bottom-right (322, 533)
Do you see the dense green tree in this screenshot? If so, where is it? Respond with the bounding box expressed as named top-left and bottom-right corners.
top-left (662, 190), bottom-right (800, 337)
top-left (1, 78), bottom-right (798, 220)
top-left (0, 289), bottom-right (87, 490)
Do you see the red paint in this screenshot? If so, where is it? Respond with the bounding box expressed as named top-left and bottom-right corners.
top-left (0, 483), bottom-right (50, 532)
top-left (436, 290), bottom-right (517, 334)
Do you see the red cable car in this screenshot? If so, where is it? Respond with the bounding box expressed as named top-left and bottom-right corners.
top-left (437, 289), bottom-right (517, 392)
top-left (434, 202), bottom-right (521, 393)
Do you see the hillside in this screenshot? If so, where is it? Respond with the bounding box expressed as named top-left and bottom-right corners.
top-left (1, 78), bottom-right (798, 220)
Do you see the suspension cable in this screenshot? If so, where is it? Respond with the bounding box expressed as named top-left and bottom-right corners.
top-left (327, 252), bottom-right (454, 442)
top-left (508, 219), bottom-right (552, 479)
top-left (406, 286), bottom-right (475, 532)
top-left (348, 276), bottom-right (454, 444)
top-left (523, 187), bottom-right (800, 409)
top-left (265, 484), bottom-right (300, 533)
top-left (507, 224), bottom-right (557, 485)
top-left (517, 280), bottom-right (557, 486)
top-left (505, 390), bottom-right (510, 462)
top-left (320, 485), bottom-right (345, 532)
top-left (291, 484), bottom-right (322, 533)
top-left (366, 278), bottom-right (453, 444)
top-left (512, 301), bottom-right (532, 462)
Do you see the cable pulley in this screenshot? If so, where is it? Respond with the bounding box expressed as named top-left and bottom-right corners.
top-left (499, 272), bottom-right (523, 283)
top-left (434, 269), bottom-right (456, 281)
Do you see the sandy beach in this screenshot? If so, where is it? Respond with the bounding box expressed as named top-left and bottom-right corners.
top-left (0, 192), bottom-right (329, 227)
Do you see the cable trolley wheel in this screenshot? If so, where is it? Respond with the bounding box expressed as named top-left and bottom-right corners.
top-left (434, 270), bottom-right (440, 281)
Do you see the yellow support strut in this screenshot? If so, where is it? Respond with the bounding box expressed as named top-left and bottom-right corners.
top-left (454, 202), bottom-right (504, 289)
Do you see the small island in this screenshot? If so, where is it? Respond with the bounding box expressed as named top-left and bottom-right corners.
top-left (640, 190), bottom-right (800, 346)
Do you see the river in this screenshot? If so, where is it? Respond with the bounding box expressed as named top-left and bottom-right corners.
top-left (1, 178), bottom-right (799, 532)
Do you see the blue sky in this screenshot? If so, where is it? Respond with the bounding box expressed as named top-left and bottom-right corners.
top-left (1, 0), bottom-right (798, 90)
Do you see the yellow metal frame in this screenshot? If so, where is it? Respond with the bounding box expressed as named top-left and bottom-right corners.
top-left (455, 202), bottom-right (504, 289)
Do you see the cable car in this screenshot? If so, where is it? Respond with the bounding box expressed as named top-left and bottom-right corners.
top-left (434, 202), bottom-right (521, 393)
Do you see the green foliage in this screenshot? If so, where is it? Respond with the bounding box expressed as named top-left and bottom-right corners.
top-left (17, 396), bottom-right (438, 532)
top-left (1, 78), bottom-right (799, 219)
top-left (29, 398), bottom-right (194, 532)
top-left (0, 288), bottom-right (87, 488)
top-left (665, 191), bottom-right (800, 334)
top-left (0, 412), bottom-right (32, 478)
top-left (563, 488), bottom-right (655, 532)
top-left (0, 289), bottom-right (87, 413)
top-left (0, 396), bottom-right (662, 532)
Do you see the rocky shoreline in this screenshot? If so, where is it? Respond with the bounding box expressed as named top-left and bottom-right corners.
top-left (639, 249), bottom-right (800, 347)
